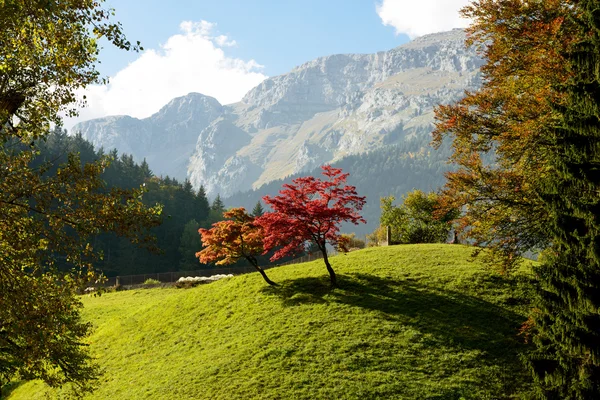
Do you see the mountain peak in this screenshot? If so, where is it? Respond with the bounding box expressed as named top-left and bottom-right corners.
top-left (76, 29), bottom-right (482, 197)
top-left (151, 92), bottom-right (223, 127)
top-left (399, 29), bottom-right (467, 50)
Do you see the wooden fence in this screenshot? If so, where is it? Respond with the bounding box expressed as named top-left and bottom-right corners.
top-left (102, 250), bottom-right (338, 287)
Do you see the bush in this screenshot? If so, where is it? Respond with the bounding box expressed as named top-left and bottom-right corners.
top-left (143, 278), bottom-right (161, 286)
top-left (380, 191), bottom-right (459, 244)
top-left (367, 226), bottom-right (388, 247)
top-left (174, 280), bottom-right (199, 289)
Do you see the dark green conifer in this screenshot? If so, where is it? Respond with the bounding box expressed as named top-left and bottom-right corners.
top-left (178, 219), bottom-right (203, 271)
top-left (251, 200), bottom-right (264, 217)
top-left (139, 159), bottom-right (153, 180)
top-left (526, 2), bottom-right (600, 397)
top-left (195, 185), bottom-right (210, 223)
top-left (211, 194), bottom-right (225, 213)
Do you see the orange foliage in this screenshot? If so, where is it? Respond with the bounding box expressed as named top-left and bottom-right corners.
top-left (432, 0), bottom-right (578, 273)
top-left (197, 207), bottom-right (264, 266)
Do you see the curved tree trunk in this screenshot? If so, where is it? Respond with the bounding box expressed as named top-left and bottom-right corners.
top-left (246, 256), bottom-right (277, 286)
top-left (320, 246), bottom-right (337, 287)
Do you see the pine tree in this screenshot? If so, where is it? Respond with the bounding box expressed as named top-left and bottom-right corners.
top-left (251, 200), bottom-right (264, 217)
top-left (201, 194), bottom-right (226, 228)
top-left (139, 159), bottom-right (153, 180)
top-left (211, 194), bottom-right (225, 213)
top-left (196, 185), bottom-right (210, 223)
top-left (526, 2), bottom-right (600, 397)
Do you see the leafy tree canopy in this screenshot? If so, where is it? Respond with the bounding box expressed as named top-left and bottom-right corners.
top-left (0, 0), bottom-right (158, 395)
top-left (380, 190), bottom-right (458, 245)
top-left (258, 166), bottom-right (366, 286)
top-left (432, 0), bottom-right (574, 273)
top-left (0, 0), bottom-right (141, 138)
top-left (198, 208), bottom-right (276, 285)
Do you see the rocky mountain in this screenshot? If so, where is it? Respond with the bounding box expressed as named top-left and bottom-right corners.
top-left (74, 93), bottom-right (223, 179)
top-left (73, 29), bottom-right (483, 197)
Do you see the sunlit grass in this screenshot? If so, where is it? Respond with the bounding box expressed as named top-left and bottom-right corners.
top-left (7, 244), bottom-right (535, 399)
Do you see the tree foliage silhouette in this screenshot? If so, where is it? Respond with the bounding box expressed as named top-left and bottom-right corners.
top-left (258, 166), bottom-right (365, 287)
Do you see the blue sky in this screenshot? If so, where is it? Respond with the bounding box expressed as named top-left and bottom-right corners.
top-left (100, 0), bottom-right (409, 77)
top-left (69, 0), bottom-right (469, 128)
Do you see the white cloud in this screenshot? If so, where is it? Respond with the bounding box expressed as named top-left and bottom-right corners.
top-left (377, 0), bottom-right (471, 39)
top-left (66, 20), bottom-right (266, 129)
top-left (215, 35), bottom-right (237, 47)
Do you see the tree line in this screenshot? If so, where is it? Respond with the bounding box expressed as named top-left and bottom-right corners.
top-left (225, 134), bottom-right (453, 236)
top-left (34, 128), bottom-right (238, 276)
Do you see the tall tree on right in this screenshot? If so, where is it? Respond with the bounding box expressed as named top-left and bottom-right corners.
top-left (434, 0), bottom-right (600, 397)
top-left (526, 1), bottom-right (600, 397)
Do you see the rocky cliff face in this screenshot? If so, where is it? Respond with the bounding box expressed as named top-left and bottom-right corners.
top-left (75, 93), bottom-right (223, 180)
top-left (73, 29), bottom-right (483, 197)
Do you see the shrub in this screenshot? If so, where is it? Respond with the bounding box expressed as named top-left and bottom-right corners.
top-left (143, 278), bottom-right (161, 286)
top-left (380, 191), bottom-right (459, 244)
top-left (367, 225), bottom-right (388, 247)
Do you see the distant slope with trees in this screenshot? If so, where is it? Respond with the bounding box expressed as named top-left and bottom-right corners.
top-left (36, 129), bottom-right (216, 277)
top-left (225, 135), bottom-right (453, 237)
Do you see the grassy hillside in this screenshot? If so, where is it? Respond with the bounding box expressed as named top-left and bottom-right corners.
top-left (7, 245), bottom-right (535, 400)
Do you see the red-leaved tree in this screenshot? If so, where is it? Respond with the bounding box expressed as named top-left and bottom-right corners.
top-left (196, 208), bottom-right (277, 286)
top-left (257, 166), bottom-right (366, 287)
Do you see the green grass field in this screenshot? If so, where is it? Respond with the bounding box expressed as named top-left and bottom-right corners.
top-left (6, 244), bottom-right (535, 400)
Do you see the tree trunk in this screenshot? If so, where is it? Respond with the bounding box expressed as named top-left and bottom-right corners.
top-left (320, 246), bottom-right (337, 287)
top-left (246, 256), bottom-right (277, 286)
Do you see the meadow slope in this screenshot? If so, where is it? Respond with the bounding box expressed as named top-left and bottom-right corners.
top-left (7, 244), bottom-right (535, 400)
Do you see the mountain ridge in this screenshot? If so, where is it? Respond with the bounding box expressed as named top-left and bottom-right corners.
top-left (73, 29), bottom-right (483, 198)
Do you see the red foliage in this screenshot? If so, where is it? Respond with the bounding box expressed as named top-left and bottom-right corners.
top-left (196, 207), bottom-right (276, 285)
top-left (257, 165), bottom-right (366, 265)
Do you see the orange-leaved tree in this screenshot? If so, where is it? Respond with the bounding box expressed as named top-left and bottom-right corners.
top-left (432, 0), bottom-right (575, 273)
top-left (197, 207), bottom-right (276, 286)
top-left (257, 166), bottom-right (366, 287)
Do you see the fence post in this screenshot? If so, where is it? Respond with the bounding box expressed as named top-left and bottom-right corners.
top-left (116, 276), bottom-right (120, 286)
top-left (386, 226), bottom-right (392, 246)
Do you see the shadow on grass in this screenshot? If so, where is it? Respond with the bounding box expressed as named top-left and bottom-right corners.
top-left (262, 273), bottom-right (531, 395)
top-left (261, 276), bottom-right (332, 306)
top-left (261, 273), bottom-right (529, 362)
top-left (1, 381), bottom-right (24, 398)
